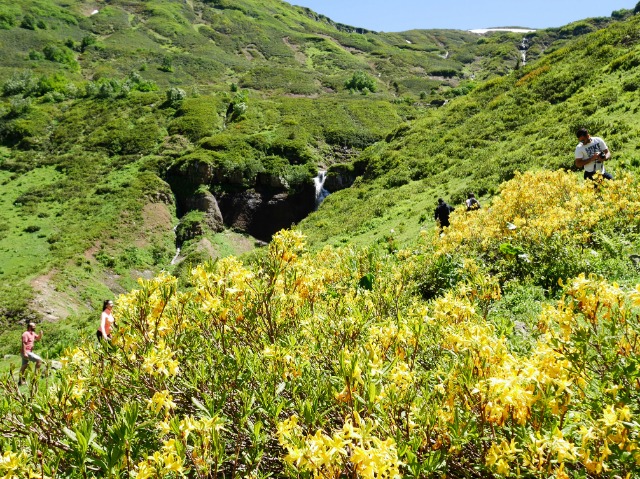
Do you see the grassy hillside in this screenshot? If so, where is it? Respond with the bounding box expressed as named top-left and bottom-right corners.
top-left (299, 9), bottom-right (640, 252)
top-left (3, 2), bottom-right (640, 477)
top-left (0, 0), bottom-right (634, 354)
top-left (1, 170), bottom-right (640, 478)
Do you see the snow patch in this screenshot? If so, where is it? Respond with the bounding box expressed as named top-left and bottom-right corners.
top-left (469, 28), bottom-right (536, 34)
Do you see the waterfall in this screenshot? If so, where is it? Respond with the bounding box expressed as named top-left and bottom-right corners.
top-left (314, 171), bottom-right (329, 208)
top-left (170, 247), bottom-right (181, 265)
top-left (519, 37), bottom-right (529, 66)
top-left (171, 224), bottom-right (181, 265)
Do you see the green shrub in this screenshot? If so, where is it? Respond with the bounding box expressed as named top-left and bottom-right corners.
top-left (166, 87), bottom-right (187, 107)
top-left (168, 97), bottom-right (224, 141)
top-left (20, 14), bottom-right (37, 30)
top-left (0, 7), bottom-right (18, 29)
top-left (125, 72), bottom-right (157, 92)
top-left (2, 71), bottom-right (38, 97)
top-left (240, 67), bottom-right (319, 95)
top-left (43, 44), bottom-right (76, 67)
top-left (529, 68), bottom-right (589, 103)
top-left (7, 97), bottom-right (33, 117)
top-left (267, 138), bottom-right (315, 164)
top-left (42, 91), bottom-right (66, 103)
top-left (89, 116), bottom-right (163, 155)
top-left (559, 21), bottom-right (594, 37)
top-left (622, 74), bottom-right (640, 92)
top-left (28, 50), bottom-right (44, 60)
top-left (606, 51), bottom-right (640, 72)
top-left (80, 35), bottom-right (96, 52)
top-left (344, 71), bottom-right (377, 92)
top-left (324, 128), bottom-right (381, 148)
top-left (37, 74), bottom-right (73, 96)
top-left (428, 67), bottom-right (460, 78)
top-left (282, 163), bottom-right (315, 191)
top-left (159, 56), bottom-right (174, 72)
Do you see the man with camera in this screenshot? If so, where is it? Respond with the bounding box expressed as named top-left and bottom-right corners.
top-left (574, 128), bottom-right (613, 180)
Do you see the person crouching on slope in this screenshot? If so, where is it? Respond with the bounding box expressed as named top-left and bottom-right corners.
top-left (465, 193), bottom-right (481, 211)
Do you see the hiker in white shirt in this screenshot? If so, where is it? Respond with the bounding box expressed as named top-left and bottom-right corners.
top-left (574, 128), bottom-right (613, 180)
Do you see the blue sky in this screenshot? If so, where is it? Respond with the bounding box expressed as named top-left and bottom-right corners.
top-left (289, 1), bottom-right (635, 32)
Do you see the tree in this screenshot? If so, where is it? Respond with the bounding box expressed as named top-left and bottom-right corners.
top-left (344, 71), bottom-right (376, 93)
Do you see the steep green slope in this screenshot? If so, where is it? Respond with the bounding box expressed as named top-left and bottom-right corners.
top-left (0, 0), bottom-right (631, 342)
top-left (299, 10), bottom-right (640, 250)
top-left (0, 0), bottom-right (555, 325)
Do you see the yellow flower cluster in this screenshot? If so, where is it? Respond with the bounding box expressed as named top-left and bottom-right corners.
top-left (261, 344), bottom-right (303, 380)
top-left (192, 256), bottom-right (253, 325)
top-left (485, 438), bottom-right (521, 475)
top-left (0, 451), bottom-right (31, 479)
top-left (142, 341), bottom-right (180, 377)
top-left (134, 439), bottom-right (184, 478)
top-left (436, 170), bottom-right (640, 266)
top-left (148, 390), bottom-right (176, 415)
top-left (277, 414), bottom-right (401, 479)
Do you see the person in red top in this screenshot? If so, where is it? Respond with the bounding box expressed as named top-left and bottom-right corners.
top-left (19, 322), bottom-right (43, 385)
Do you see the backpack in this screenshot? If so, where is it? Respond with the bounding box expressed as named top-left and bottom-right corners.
top-left (466, 198), bottom-right (480, 211)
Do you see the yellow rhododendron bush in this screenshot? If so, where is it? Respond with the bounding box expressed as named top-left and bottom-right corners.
top-left (1, 171), bottom-right (640, 479)
top-left (435, 170), bottom-right (640, 290)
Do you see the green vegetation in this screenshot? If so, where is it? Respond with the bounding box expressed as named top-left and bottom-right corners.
top-left (1, 174), bottom-right (640, 476)
top-left (345, 70), bottom-right (377, 93)
top-left (0, 0), bottom-right (634, 357)
top-left (3, 0), bottom-right (640, 476)
top-left (298, 11), bottom-right (640, 253)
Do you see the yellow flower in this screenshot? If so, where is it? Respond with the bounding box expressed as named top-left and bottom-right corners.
top-left (147, 390), bottom-right (176, 414)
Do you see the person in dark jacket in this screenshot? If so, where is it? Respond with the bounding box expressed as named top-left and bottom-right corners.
top-left (434, 198), bottom-right (454, 230)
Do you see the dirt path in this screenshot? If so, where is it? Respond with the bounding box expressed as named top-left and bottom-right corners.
top-left (30, 270), bottom-right (79, 322)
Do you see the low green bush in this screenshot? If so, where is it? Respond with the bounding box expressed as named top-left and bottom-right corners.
top-left (344, 70), bottom-right (376, 92)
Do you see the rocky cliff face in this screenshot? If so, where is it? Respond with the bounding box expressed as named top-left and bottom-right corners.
top-left (324, 163), bottom-right (362, 192)
top-left (184, 190), bottom-right (224, 232)
top-left (167, 161), bottom-right (316, 242)
top-left (218, 186), bottom-right (315, 241)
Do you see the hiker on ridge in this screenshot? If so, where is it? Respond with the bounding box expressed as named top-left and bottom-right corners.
top-left (434, 198), bottom-right (454, 231)
top-left (19, 322), bottom-right (43, 385)
top-left (574, 128), bottom-right (612, 180)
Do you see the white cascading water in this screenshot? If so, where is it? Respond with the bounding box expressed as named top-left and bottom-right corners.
top-left (170, 247), bottom-right (181, 265)
top-left (314, 171), bottom-right (329, 208)
top-left (171, 224), bottom-right (181, 265)
top-left (520, 37), bottom-right (529, 65)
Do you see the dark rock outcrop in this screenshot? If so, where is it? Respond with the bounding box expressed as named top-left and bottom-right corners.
top-left (167, 159), bottom-right (317, 242)
top-left (218, 184), bottom-right (315, 241)
top-left (185, 190), bottom-right (224, 232)
top-left (182, 160), bottom-right (217, 185)
top-left (324, 163), bottom-right (360, 192)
